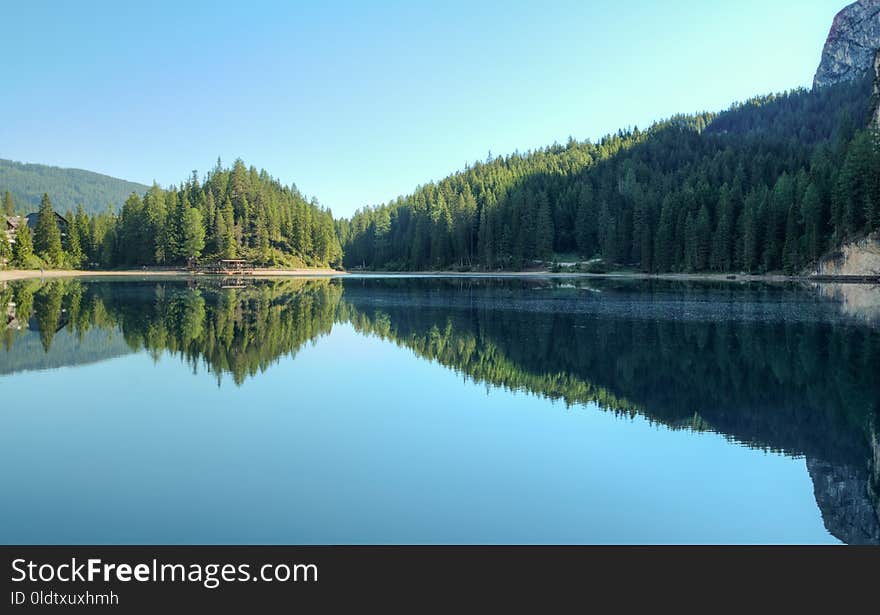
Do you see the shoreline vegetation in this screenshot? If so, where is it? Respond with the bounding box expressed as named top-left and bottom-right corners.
top-left (2, 267), bottom-right (877, 284)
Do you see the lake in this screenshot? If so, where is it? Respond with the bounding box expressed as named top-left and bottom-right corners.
top-left (1, 276), bottom-right (878, 544)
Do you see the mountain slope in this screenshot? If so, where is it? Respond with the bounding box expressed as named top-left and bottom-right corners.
top-left (0, 159), bottom-right (149, 216)
top-left (341, 75), bottom-right (876, 274)
top-left (341, 1), bottom-right (880, 275)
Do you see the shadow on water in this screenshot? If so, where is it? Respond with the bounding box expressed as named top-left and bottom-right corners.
top-left (2, 276), bottom-right (879, 544)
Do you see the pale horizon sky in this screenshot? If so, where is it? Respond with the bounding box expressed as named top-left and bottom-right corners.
top-left (1, 0), bottom-right (846, 216)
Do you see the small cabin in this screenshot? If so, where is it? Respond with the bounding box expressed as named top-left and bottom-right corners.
top-left (25, 211), bottom-right (69, 238)
top-left (4, 215), bottom-right (23, 246)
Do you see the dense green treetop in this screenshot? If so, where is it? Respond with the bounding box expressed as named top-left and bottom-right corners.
top-left (4, 159), bottom-right (344, 270)
top-left (33, 194), bottom-right (64, 266)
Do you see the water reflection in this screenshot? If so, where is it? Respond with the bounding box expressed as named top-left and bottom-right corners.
top-left (2, 278), bottom-right (340, 385)
top-left (2, 276), bottom-right (879, 543)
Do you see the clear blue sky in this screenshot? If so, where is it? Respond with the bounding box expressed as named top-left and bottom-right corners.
top-left (1, 0), bottom-right (844, 217)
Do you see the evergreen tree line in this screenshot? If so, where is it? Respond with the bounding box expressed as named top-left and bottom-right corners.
top-left (3, 79), bottom-right (877, 274)
top-left (341, 77), bottom-right (879, 273)
top-left (1, 193), bottom-right (64, 268)
top-left (1, 159), bottom-right (343, 269)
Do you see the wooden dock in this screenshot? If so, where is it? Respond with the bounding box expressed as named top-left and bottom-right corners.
top-left (193, 260), bottom-right (256, 276)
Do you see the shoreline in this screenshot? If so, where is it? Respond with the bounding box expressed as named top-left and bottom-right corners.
top-left (0, 268), bottom-right (343, 282)
top-left (2, 268), bottom-right (878, 284)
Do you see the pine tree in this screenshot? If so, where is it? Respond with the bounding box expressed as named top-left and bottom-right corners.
top-left (12, 219), bottom-right (33, 267)
top-left (711, 186), bottom-right (735, 271)
top-left (181, 207), bottom-right (205, 259)
top-left (782, 203), bottom-right (802, 274)
top-left (598, 201), bottom-right (617, 264)
top-left (0, 224), bottom-right (11, 265)
top-left (74, 206), bottom-right (93, 265)
top-left (477, 205), bottom-right (494, 270)
top-left (3, 191), bottom-right (13, 216)
top-left (34, 193), bottom-right (63, 266)
top-left (741, 189), bottom-right (765, 273)
top-left (694, 204), bottom-right (711, 271)
top-left (653, 196), bottom-right (675, 271)
top-left (802, 183), bottom-right (824, 264)
top-left (255, 215), bottom-right (270, 263)
top-left (535, 193), bottom-right (554, 260)
top-left (66, 217), bottom-right (84, 268)
top-left (574, 184), bottom-right (595, 257)
top-left (204, 190), bottom-right (217, 253)
top-left (163, 190), bottom-right (186, 263)
top-left (763, 175), bottom-right (792, 272)
top-left (221, 198), bottom-right (236, 259)
top-left (119, 193), bottom-right (147, 264)
top-left (143, 184), bottom-right (167, 264)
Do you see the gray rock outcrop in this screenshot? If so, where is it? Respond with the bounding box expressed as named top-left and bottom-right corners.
top-left (814, 0), bottom-right (880, 88)
top-left (815, 231), bottom-right (880, 277)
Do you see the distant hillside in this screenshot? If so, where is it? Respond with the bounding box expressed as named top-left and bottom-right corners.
top-left (0, 159), bottom-right (149, 216)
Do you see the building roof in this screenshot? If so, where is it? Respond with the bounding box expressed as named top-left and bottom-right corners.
top-left (25, 211), bottom-right (69, 230)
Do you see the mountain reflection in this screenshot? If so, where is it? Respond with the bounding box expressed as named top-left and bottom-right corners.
top-left (2, 276), bottom-right (879, 544)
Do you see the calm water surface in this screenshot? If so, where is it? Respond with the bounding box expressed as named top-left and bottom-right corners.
top-left (1, 276), bottom-right (878, 544)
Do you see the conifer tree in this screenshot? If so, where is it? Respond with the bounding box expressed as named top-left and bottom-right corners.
top-left (694, 204), bottom-right (712, 270)
top-left (34, 193), bottom-right (63, 266)
top-left (535, 193), bottom-right (554, 260)
top-left (255, 215), bottom-right (270, 263)
top-left (221, 197), bottom-right (236, 259)
top-left (181, 207), bottom-right (205, 259)
top-left (648, 195), bottom-right (671, 271)
top-left (12, 219), bottom-right (33, 267)
top-left (74, 206), bottom-right (93, 265)
top-left (66, 217), bottom-right (84, 267)
top-left (0, 224), bottom-right (11, 265)
top-left (782, 203), bottom-right (802, 274)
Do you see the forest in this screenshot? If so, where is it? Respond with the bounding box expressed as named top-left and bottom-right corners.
top-left (1, 159), bottom-right (343, 270)
top-left (341, 77), bottom-right (880, 273)
top-left (2, 77), bottom-right (879, 274)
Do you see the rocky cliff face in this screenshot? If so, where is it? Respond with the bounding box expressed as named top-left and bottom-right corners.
top-left (815, 231), bottom-right (880, 276)
top-left (814, 0), bottom-right (880, 89)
